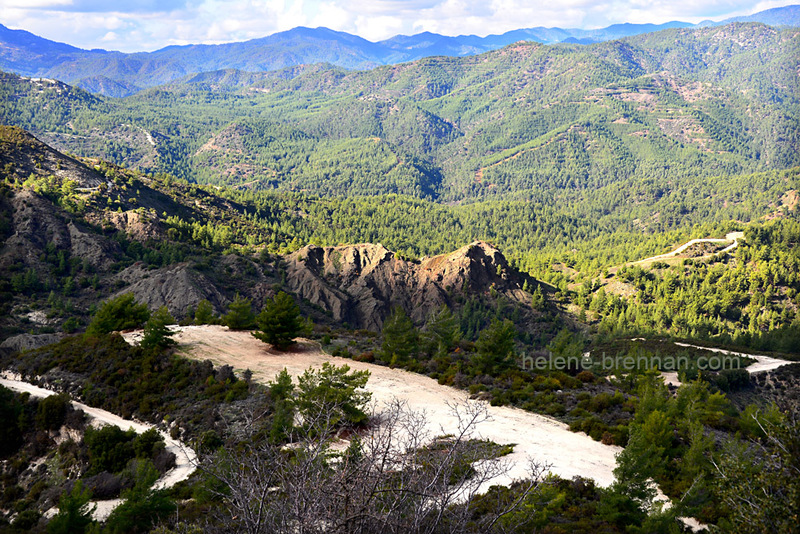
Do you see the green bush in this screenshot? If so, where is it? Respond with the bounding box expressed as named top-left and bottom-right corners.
top-left (36, 393), bottom-right (71, 431)
top-left (86, 293), bottom-right (150, 335)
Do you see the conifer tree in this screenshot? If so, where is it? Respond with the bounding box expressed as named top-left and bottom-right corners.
top-left (473, 318), bottom-right (516, 375)
top-left (224, 293), bottom-right (255, 330)
top-left (252, 292), bottom-right (305, 350)
top-left (423, 305), bottom-right (460, 356)
top-left (86, 293), bottom-right (150, 335)
top-left (140, 306), bottom-right (176, 351)
top-left (193, 299), bottom-right (216, 325)
top-left (381, 307), bottom-right (418, 363)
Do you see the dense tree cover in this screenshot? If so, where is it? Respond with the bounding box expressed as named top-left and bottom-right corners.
top-left (150, 164), bottom-right (799, 277)
top-left (583, 217), bottom-right (800, 353)
top-left (0, 386), bottom-right (84, 531)
top-left (1, 25), bottom-right (796, 202)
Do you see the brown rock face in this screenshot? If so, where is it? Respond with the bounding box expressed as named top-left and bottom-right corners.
top-left (0, 190), bottom-right (121, 271)
top-left (286, 241), bottom-right (532, 330)
top-left (111, 262), bottom-right (229, 318)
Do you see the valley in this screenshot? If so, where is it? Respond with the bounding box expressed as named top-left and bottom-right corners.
top-left (0, 11), bottom-right (799, 534)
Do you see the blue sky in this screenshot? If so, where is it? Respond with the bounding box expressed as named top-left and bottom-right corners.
top-left (0, 0), bottom-right (795, 52)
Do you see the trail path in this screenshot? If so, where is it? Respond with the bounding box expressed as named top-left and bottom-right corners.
top-left (658, 342), bottom-right (795, 386)
top-left (673, 342), bottom-right (794, 373)
top-left (159, 325), bottom-right (622, 489)
top-left (627, 232), bottom-right (744, 268)
top-left (0, 373), bottom-right (197, 521)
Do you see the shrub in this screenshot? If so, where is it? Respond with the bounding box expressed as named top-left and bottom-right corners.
top-left (86, 293), bottom-right (150, 335)
top-left (576, 370), bottom-right (595, 383)
top-left (36, 393), bottom-right (71, 431)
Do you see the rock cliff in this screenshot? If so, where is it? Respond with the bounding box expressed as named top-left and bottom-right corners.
top-left (286, 241), bottom-right (536, 330)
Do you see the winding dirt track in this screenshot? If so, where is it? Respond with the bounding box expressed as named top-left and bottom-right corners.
top-left (0, 374), bottom-right (197, 520)
top-left (166, 325), bottom-right (622, 489)
top-left (662, 342), bottom-right (795, 387)
top-left (631, 232), bottom-right (744, 267)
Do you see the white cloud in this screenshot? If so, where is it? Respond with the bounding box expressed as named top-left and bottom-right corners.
top-left (0, 0), bottom-right (795, 51)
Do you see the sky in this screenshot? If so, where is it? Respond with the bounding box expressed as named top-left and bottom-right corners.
top-left (0, 0), bottom-right (795, 52)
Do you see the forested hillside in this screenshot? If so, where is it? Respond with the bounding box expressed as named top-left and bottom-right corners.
top-left (2, 124), bottom-right (798, 356)
top-left (1, 127), bottom-right (799, 532)
top-left (1, 4), bottom-right (797, 95)
top-left (1, 17), bottom-right (800, 534)
top-left (2, 23), bottom-right (797, 204)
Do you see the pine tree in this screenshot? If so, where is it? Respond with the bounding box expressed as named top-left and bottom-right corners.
top-left (140, 306), bottom-right (176, 351)
top-left (473, 318), bottom-right (516, 375)
top-left (86, 293), bottom-right (150, 335)
top-left (47, 481), bottom-right (95, 534)
top-left (381, 307), bottom-right (418, 364)
top-left (252, 292), bottom-right (304, 350)
top-left (423, 305), bottom-right (460, 356)
top-left (531, 284), bottom-right (545, 311)
top-left (224, 293), bottom-right (255, 330)
top-left (193, 299), bottom-right (216, 325)
top-left (269, 369), bottom-right (296, 443)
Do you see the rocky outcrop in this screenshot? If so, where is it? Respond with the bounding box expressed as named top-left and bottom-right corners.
top-left (0, 190), bottom-right (121, 270)
top-left (111, 262), bottom-right (229, 318)
top-left (286, 241), bottom-right (536, 330)
top-left (101, 210), bottom-right (163, 241)
top-left (0, 333), bottom-right (63, 353)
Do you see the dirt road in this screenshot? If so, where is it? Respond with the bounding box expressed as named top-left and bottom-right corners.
top-left (165, 325), bottom-right (622, 489)
top-left (0, 373), bottom-right (197, 520)
top-left (631, 232), bottom-right (744, 267)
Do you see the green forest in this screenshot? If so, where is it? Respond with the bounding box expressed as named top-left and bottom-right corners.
top-left (0, 19), bottom-right (799, 534)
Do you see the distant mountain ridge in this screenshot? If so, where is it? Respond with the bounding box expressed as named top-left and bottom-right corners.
top-left (1, 4), bottom-right (798, 96)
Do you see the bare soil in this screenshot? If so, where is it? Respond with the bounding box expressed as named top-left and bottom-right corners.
top-left (168, 325), bottom-right (622, 488)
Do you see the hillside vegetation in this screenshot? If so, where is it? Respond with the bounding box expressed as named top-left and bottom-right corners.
top-left (1, 20), bottom-right (800, 534)
top-left (1, 24), bottom-right (797, 204)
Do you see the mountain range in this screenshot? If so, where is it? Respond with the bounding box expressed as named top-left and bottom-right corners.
top-left (2, 22), bottom-right (797, 208)
top-left (1, 4), bottom-right (798, 96)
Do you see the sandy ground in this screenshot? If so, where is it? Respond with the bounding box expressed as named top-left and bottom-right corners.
top-left (657, 342), bottom-right (794, 387)
top-left (674, 342), bottom-right (795, 374)
top-left (160, 325), bottom-right (622, 490)
top-left (0, 373), bottom-right (197, 521)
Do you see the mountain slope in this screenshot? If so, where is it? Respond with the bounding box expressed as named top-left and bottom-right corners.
top-left (1, 5), bottom-right (797, 96)
top-left (718, 4), bottom-right (800, 26)
top-left (0, 127), bottom-right (556, 340)
top-left (2, 24), bottom-right (796, 202)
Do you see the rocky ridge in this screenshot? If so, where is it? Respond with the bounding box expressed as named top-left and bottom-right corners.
top-left (286, 241), bottom-right (537, 330)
